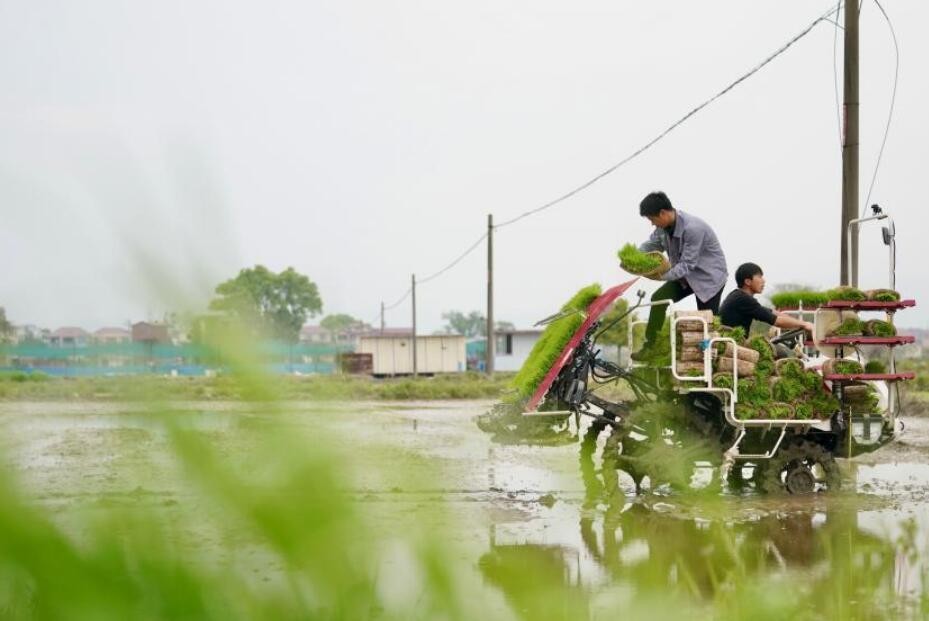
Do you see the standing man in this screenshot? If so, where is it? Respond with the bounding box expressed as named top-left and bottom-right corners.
top-left (630, 191), bottom-right (728, 359)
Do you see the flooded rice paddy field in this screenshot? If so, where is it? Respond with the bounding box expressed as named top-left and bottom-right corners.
top-left (3, 399), bottom-right (929, 617)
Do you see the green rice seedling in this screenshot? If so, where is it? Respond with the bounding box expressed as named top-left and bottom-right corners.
top-left (617, 243), bottom-right (663, 274)
top-left (747, 336), bottom-right (775, 377)
top-left (769, 290), bottom-right (829, 309)
top-left (830, 317), bottom-right (865, 336)
top-left (826, 286), bottom-right (868, 302)
top-left (509, 283), bottom-right (602, 400)
top-left (868, 288), bottom-right (901, 302)
top-left (712, 373), bottom-right (734, 390)
top-left (737, 377), bottom-right (771, 407)
top-left (864, 360), bottom-right (887, 374)
top-left (829, 359), bottom-right (864, 375)
top-left (762, 402), bottom-right (795, 419)
top-left (775, 358), bottom-right (804, 377)
top-left (863, 319), bottom-right (896, 337)
top-left (771, 376), bottom-right (808, 402)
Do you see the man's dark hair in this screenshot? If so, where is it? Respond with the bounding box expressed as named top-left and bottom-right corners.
top-left (639, 191), bottom-right (674, 217)
top-left (735, 262), bottom-right (764, 288)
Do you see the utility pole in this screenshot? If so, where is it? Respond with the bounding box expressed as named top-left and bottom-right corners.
top-left (411, 273), bottom-right (418, 377)
top-left (380, 301), bottom-right (385, 334)
top-left (840, 0), bottom-right (859, 285)
top-left (486, 214), bottom-right (494, 376)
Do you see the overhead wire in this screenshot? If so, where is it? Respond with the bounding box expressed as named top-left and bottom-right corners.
top-left (417, 232), bottom-right (488, 285)
top-left (493, 4), bottom-right (841, 230)
top-left (862, 0), bottom-right (899, 216)
top-left (373, 4), bottom-right (844, 317)
top-left (832, 1), bottom-right (843, 149)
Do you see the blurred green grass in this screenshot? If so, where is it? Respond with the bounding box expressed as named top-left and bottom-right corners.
top-left (0, 372), bottom-right (513, 402)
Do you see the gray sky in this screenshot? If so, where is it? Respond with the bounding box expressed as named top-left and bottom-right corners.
top-left (1, 1), bottom-right (926, 333)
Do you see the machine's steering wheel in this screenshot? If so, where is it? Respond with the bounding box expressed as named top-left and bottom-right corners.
top-left (770, 327), bottom-right (807, 346)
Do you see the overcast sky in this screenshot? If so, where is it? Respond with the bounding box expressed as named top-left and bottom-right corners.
top-left (1, 1), bottom-right (926, 333)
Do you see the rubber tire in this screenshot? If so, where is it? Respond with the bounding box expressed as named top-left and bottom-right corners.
top-left (760, 439), bottom-right (841, 494)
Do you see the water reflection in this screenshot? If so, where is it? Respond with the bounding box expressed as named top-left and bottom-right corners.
top-left (480, 422), bottom-right (920, 619)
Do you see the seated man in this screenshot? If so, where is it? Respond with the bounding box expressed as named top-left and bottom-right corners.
top-left (719, 263), bottom-right (814, 353)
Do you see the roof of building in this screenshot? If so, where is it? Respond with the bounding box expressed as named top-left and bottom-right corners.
top-left (94, 327), bottom-right (130, 337)
top-left (50, 327), bottom-right (90, 338)
top-left (360, 331), bottom-right (463, 339)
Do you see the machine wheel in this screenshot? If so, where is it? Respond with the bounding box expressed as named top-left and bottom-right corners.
top-left (760, 439), bottom-right (841, 494)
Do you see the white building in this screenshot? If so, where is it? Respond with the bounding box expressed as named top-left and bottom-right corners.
top-left (493, 329), bottom-right (544, 372)
top-left (358, 333), bottom-right (465, 376)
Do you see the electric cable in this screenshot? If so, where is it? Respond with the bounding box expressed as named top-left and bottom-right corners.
top-left (373, 4), bottom-right (844, 316)
top-left (493, 4), bottom-right (841, 230)
top-left (417, 232), bottom-right (488, 285)
top-left (832, 1), bottom-right (843, 149)
top-left (862, 0), bottom-right (899, 217)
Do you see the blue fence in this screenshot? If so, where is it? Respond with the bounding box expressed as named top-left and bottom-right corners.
top-left (0, 342), bottom-right (348, 377)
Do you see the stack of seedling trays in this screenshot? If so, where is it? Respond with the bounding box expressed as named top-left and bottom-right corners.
top-left (819, 292), bottom-right (916, 386)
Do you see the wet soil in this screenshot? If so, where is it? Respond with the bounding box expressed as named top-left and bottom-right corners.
top-left (2, 400), bottom-right (929, 612)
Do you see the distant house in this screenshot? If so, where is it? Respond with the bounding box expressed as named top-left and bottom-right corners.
top-left (358, 333), bottom-right (465, 376)
top-left (492, 329), bottom-right (544, 372)
top-left (12, 324), bottom-right (44, 344)
top-left (299, 323), bottom-right (384, 346)
top-left (48, 327), bottom-right (90, 347)
top-left (132, 322), bottom-right (170, 344)
top-left (299, 325), bottom-right (331, 344)
top-left (94, 327), bottom-right (131, 344)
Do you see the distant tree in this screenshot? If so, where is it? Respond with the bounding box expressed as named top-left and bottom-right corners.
top-left (0, 307), bottom-right (12, 343)
top-left (442, 310), bottom-right (515, 337)
top-left (320, 314), bottom-right (366, 336)
top-left (209, 266), bottom-right (322, 342)
top-left (494, 320), bottom-right (516, 333)
top-left (442, 310), bottom-right (484, 337)
top-left (595, 299), bottom-right (634, 347)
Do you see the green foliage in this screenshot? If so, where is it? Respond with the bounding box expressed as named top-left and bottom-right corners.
top-left (319, 313), bottom-right (365, 334)
top-left (865, 360), bottom-right (887, 374)
top-left (209, 266), bottom-right (322, 343)
top-left (594, 298), bottom-right (633, 347)
top-left (826, 286), bottom-right (868, 302)
top-left (769, 290), bottom-right (829, 309)
top-left (440, 310), bottom-right (514, 337)
top-left (509, 284), bottom-right (602, 401)
top-left (441, 310), bottom-right (484, 337)
top-left (0, 306), bottom-right (12, 343)
top-left (831, 317), bottom-right (865, 336)
top-left (863, 320), bottom-right (896, 337)
top-left (0, 371), bottom-right (49, 383)
top-left (747, 336), bottom-right (775, 377)
top-left (832, 359), bottom-right (864, 375)
top-left (0, 373), bottom-right (512, 402)
top-left (618, 243), bottom-right (663, 274)
top-left (868, 289), bottom-right (901, 302)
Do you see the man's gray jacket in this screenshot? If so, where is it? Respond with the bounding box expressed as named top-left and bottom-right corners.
top-left (638, 210), bottom-right (728, 303)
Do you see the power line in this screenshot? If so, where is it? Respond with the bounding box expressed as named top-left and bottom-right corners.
top-left (862, 0), bottom-right (899, 216)
top-left (494, 4), bottom-right (841, 230)
top-left (372, 4), bottom-right (843, 318)
top-left (832, 1), bottom-right (843, 149)
top-left (418, 232), bottom-right (488, 285)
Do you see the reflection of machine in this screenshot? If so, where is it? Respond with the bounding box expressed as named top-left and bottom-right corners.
top-left (515, 212), bottom-right (915, 494)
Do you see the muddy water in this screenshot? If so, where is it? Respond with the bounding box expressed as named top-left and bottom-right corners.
top-left (2, 400), bottom-right (929, 613)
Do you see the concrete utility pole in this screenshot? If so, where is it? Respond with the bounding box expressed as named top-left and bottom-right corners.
top-left (486, 214), bottom-right (494, 375)
top-left (380, 301), bottom-right (385, 333)
top-left (411, 273), bottom-right (418, 377)
top-left (840, 0), bottom-right (859, 285)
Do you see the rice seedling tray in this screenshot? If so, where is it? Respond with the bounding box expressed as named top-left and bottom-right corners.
top-left (819, 336), bottom-right (915, 346)
top-left (823, 372), bottom-right (915, 382)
